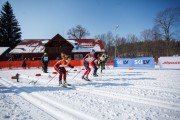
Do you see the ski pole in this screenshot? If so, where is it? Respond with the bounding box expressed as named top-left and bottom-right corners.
top-left (66, 68), bottom-right (73, 75)
top-left (46, 73), bottom-right (58, 84)
top-left (33, 78), bottom-right (40, 85)
top-left (71, 69), bottom-right (82, 81)
top-left (46, 67), bottom-right (73, 84)
top-left (30, 77), bottom-right (40, 85)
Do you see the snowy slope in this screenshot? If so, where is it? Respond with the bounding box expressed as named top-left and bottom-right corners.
top-left (0, 67), bottom-right (180, 120)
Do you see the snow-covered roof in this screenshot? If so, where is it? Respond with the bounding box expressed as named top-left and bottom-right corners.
top-left (10, 35), bottom-right (105, 54)
top-left (10, 39), bottom-right (48, 54)
top-left (67, 39), bottom-right (105, 53)
top-left (0, 47), bottom-right (9, 55)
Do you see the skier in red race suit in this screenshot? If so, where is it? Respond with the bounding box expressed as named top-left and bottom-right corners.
top-left (91, 53), bottom-right (99, 77)
top-left (54, 52), bottom-right (74, 86)
top-left (81, 49), bottom-right (95, 81)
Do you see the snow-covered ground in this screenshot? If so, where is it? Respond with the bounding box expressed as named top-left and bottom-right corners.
top-left (0, 66), bottom-right (180, 120)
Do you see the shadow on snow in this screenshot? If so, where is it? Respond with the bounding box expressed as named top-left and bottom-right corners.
top-left (0, 84), bottom-right (73, 95)
top-left (77, 82), bottom-right (133, 88)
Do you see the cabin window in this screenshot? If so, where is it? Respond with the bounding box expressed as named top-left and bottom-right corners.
top-left (74, 54), bottom-right (83, 60)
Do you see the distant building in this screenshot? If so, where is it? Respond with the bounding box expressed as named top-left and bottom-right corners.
top-left (10, 34), bottom-right (105, 60)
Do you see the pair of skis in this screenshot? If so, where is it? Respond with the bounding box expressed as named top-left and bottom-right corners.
top-left (82, 77), bottom-right (91, 81)
top-left (46, 68), bottom-right (73, 84)
top-left (59, 83), bottom-right (76, 89)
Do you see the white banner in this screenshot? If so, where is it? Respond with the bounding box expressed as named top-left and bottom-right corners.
top-left (159, 57), bottom-right (180, 69)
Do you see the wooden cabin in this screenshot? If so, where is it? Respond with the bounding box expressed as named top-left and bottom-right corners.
top-left (10, 34), bottom-right (105, 60)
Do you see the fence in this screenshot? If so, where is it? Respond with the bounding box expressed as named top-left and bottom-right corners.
top-left (0, 60), bottom-right (113, 69)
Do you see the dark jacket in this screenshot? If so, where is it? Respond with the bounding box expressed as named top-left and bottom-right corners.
top-left (41, 55), bottom-right (49, 63)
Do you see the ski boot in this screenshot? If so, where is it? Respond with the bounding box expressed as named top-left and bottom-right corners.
top-left (64, 80), bottom-right (71, 86)
top-left (82, 75), bottom-right (90, 81)
top-left (93, 74), bottom-right (98, 77)
top-left (59, 80), bottom-right (63, 86)
top-left (82, 75), bottom-right (85, 79)
top-left (84, 76), bottom-right (91, 81)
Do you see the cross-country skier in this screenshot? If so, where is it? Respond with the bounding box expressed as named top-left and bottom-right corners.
top-left (91, 53), bottom-right (99, 77)
top-left (81, 49), bottom-right (95, 81)
top-left (54, 52), bottom-right (74, 86)
top-left (98, 53), bottom-right (109, 73)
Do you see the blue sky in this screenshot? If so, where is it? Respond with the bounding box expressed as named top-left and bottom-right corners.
top-left (0, 0), bottom-right (179, 39)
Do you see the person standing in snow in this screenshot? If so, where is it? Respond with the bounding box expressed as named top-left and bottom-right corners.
top-left (41, 53), bottom-right (49, 73)
top-left (82, 49), bottom-right (95, 81)
top-left (22, 58), bottom-right (27, 69)
top-left (54, 52), bottom-right (74, 86)
top-left (41, 52), bottom-right (49, 73)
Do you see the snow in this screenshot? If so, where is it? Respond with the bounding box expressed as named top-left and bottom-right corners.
top-left (67, 40), bottom-right (105, 53)
top-left (10, 45), bottom-right (45, 53)
top-left (0, 66), bottom-right (180, 120)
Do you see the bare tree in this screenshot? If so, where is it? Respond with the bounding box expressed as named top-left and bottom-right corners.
top-left (126, 34), bottom-right (139, 57)
top-left (151, 26), bottom-right (163, 59)
top-left (140, 29), bottom-right (153, 56)
top-left (67, 25), bottom-right (90, 39)
top-left (118, 37), bottom-right (127, 57)
top-left (141, 29), bottom-right (153, 41)
top-left (94, 32), bottom-right (114, 57)
top-left (154, 7), bottom-right (180, 56)
top-left (151, 26), bottom-right (162, 41)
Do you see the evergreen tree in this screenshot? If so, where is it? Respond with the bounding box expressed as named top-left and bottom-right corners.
top-left (0, 1), bottom-right (21, 48)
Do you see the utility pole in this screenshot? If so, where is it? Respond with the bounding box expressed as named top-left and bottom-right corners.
top-left (114, 25), bottom-right (119, 58)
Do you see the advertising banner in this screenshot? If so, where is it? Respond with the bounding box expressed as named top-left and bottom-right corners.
top-left (114, 57), bottom-right (155, 68)
top-left (132, 57), bottom-right (155, 68)
top-left (114, 58), bottom-right (132, 67)
top-left (159, 57), bottom-right (180, 69)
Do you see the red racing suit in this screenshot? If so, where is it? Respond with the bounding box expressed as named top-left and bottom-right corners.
top-left (54, 59), bottom-right (70, 81)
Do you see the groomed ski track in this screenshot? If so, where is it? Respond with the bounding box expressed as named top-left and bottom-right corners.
top-left (1, 74), bottom-right (180, 119)
top-left (75, 86), bottom-right (180, 111)
top-left (0, 77), bottom-right (98, 120)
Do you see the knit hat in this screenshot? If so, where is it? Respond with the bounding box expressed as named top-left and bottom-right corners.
top-left (90, 49), bottom-right (95, 54)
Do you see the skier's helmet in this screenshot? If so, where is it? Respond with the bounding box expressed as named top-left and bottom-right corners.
top-left (90, 49), bottom-right (95, 54)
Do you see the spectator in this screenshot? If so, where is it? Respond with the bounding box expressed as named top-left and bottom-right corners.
top-left (41, 52), bottom-right (49, 73)
top-left (22, 58), bottom-right (27, 69)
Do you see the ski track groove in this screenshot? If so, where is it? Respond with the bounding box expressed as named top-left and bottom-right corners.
top-left (21, 73), bottom-right (180, 94)
top-left (94, 80), bottom-right (180, 94)
top-left (0, 77), bottom-right (98, 120)
top-left (75, 86), bottom-right (180, 111)
top-left (127, 85), bottom-right (180, 94)
top-left (3, 74), bottom-right (180, 112)
top-left (21, 74), bottom-right (180, 95)
top-left (16, 74), bottom-right (180, 111)
top-left (99, 73), bottom-right (180, 84)
top-left (94, 78), bottom-right (180, 94)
